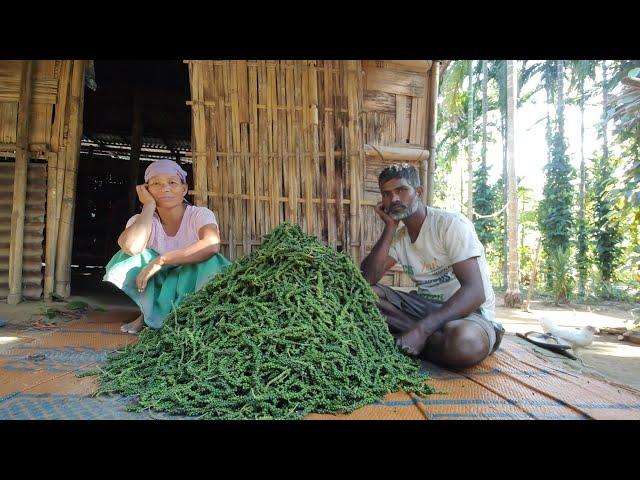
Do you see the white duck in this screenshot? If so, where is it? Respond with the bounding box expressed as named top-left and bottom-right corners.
top-left (539, 316), bottom-right (598, 350)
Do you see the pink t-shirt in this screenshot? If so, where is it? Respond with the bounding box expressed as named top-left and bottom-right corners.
top-left (125, 205), bottom-right (219, 254)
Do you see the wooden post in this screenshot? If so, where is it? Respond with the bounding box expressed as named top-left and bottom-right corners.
top-left (425, 60), bottom-right (440, 207)
top-left (54, 60), bottom-right (85, 298)
top-left (128, 93), bottom-right (143, 217)
top-left (7, 60), bottom-right (33, 305)
top-left (346, 60), bottom-right (363, 263)
top-left (522, 237), bottom-right (542, 312)
top-left (44, 60), bottom-right (72, 299)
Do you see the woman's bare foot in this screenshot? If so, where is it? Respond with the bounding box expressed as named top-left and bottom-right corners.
top-left (121, 314), bottom-right (145, 334)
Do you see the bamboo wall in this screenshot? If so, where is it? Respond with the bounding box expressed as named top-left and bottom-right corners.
top-left (0, 60), bottom-right (85, 302)
top-left (187, 60), bottom-right (438, 287)
top-left (187, 60), bottom-right (363, 261)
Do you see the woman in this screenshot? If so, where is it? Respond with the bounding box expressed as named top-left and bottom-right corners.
top-left (103, 160), bottom-right (231, 333)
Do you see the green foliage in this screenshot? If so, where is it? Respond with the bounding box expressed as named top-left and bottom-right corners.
top-left (547, 246), bottom-right (575, 304)
top-left (591, 152), bottom-right (623, 283)
top-left (472, 162), bottom-right (501, 246)
top-left (95, 223), bottom-right (436, 419)
top-left (66, 301), bottom-right (89, 311)
top-left (538, 130), bottom-right (576, 269)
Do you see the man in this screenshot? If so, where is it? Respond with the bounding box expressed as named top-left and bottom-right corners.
top-left (360, 164), bottom-right (504, 368)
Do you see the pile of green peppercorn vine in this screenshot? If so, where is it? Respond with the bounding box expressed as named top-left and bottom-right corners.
top-left (95, 223), bottom-right (436, 419)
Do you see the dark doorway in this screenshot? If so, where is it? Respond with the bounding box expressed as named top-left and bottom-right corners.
top-left (71, 60), bottom-right (192, 296)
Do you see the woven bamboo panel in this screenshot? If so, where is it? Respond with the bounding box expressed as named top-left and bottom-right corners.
top-left (0, 60), bottom-right (84, 300)
top-left (187, 60), bottom-right (366, 263)
top-left (0, 60), bottom-right (60, 148)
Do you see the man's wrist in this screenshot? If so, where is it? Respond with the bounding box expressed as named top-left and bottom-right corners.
top-left (418, 317), bottom-right (434, 336)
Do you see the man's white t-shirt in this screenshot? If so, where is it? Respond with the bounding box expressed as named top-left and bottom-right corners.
top-left (388, 206), bottom-right (496, 322)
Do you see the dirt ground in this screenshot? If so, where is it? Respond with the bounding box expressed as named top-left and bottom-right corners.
top-left (1, 289), bottom-right (639, 393)
top-left (494, 294), bottom-right (640, 392)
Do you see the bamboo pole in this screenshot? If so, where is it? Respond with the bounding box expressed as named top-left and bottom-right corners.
top-left (324, 61), bottom-right (336, 247)
top-left (204, 62), bottom-right (218, 214)
top-left (267, 62), bottom-right (280, 230)
top-left (302, 61), bottom-right (315, 235)
top-left (364, 144), bottom-right (430, 162)
top-left (192, 62), bottom-right (209, 207)
top-left (230, 61), bottom-right (243, 258)
top-left (127, 93), bottom-right (143, 217)
top-left (223, 61), bottom-right (235, 260)
top-left (335, 63), bottom-right (346, 250)
top-left (44, 60), bottom-right (71, 299)
top-left (308, 61), bottom-right (324, 240)
top-left (346, 60), bottom-right (363, 262)
top-left (54, 60), bottom-right (85, 298)
top-left (7, 60), bottom-right (33, 305)
top-left (285, 61), bottom-right (298, 224)
top-left (425, 61), bottom-right (440, 206)
top-left (248, 62), bottom-right (258, 247)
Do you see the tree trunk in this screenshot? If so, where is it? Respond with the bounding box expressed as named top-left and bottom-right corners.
top-left (504, 60), bottom-right (522, 307)
top-left (501, 107), bottom-right (508, 290)
top-left (602, 61), bottom-right (609, 161)
top-left (578, 78), bottom-right (586, 296)
top-left (522, 237), bottom-right (542, 312)
top-left (481, 60), bottom-right (488, 171)
top-left (467, 60), bottom-right (474, 219)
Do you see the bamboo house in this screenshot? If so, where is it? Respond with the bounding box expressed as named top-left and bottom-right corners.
top-left (0, 60), bottom-right (447, 304)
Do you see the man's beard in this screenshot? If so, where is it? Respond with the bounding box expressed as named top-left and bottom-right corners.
top-left (388, 196), bottom-right (421, 220)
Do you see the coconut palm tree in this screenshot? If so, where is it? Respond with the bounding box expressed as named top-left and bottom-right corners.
top-left (568, 60), bottom-right (597, 296)
top-left (466, 60), bottom-right (474, 219)
top-left (504, 60), bottom-right (521, 307)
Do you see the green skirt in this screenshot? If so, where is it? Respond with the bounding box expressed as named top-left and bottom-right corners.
top-left (103, 248), bottom-right (232, 329)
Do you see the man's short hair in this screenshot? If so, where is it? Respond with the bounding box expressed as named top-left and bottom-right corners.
top-left (378, 163), bottom-right (420, 189)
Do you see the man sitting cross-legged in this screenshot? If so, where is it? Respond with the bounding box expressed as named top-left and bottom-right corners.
top-left (360, 164), bottom-right (504, 369)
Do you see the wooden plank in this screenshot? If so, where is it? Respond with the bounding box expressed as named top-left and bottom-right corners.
top-left (383, 60), bottom-right (433, 73)
top-left (7, 60), bottom-right (33, 304)
top-left (409, 96), bottom-right (428, 146)
top-left (395, 94), bottom-right (409, 143)
top-left (364, 66), bottom-right (426, 98)
top-left (362, 90), bottom-right (396, 113)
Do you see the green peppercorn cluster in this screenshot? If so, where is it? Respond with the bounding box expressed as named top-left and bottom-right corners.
top-left (96, 223), bottom-right (435, 419)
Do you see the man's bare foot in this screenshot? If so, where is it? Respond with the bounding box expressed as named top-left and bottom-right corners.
top-left (121, 314), bottom-right (145, 334)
